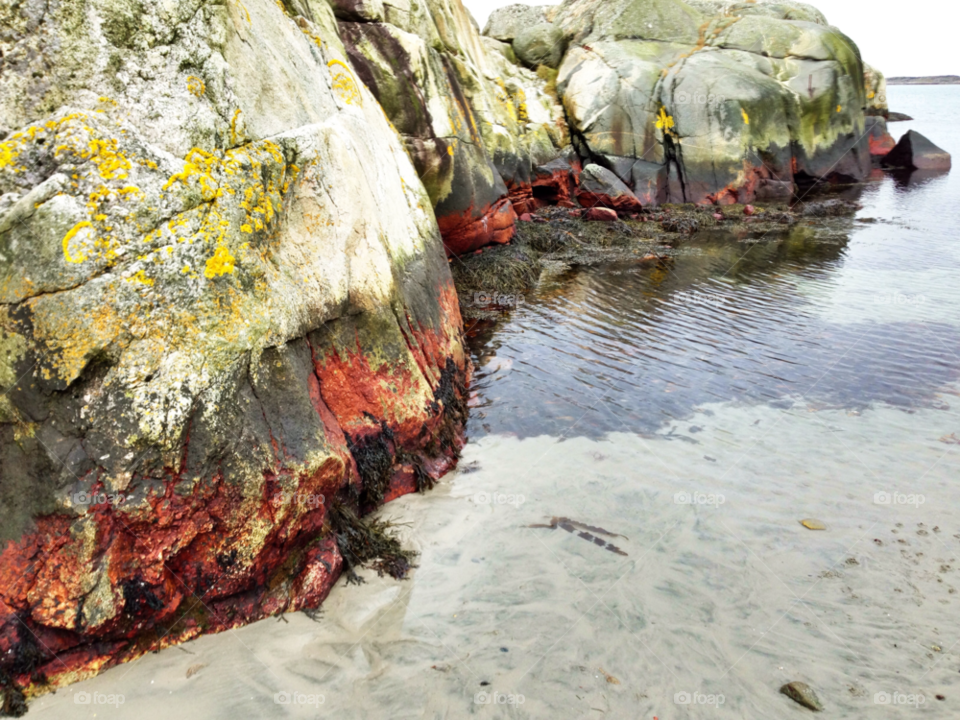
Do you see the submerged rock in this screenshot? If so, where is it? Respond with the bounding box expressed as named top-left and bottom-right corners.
top-left (781, 681), bottom-right (824, 711)
top-left (881, 130), bottom-right (952, 171)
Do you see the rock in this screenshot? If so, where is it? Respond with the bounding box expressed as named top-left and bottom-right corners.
top-left (781, 681), bottom-right (824, 711)
top-left (0, 0), bottom-right (468, 706)
top-left (339, 0), bottom-right (568, 255)
top-left (801, 519), bottom-right (827, 530)
top-left (328, 0), bottom-right (385, 22)
top-left (513, 23), bottom-right (567, 69)
top-left (864, 63), bottom-right (888, 117)
top-left (865, 116), bottom-right (896, 162)
top-left (519, 212), bottom-right (533, 221)
top-left (744, 204), bottom-right (756, 216)
top-left (886, 111), bottom-right (914, 122)
top-left (577, 164), bottom-right (643, 213)
top-left (584, 207), bottom-right (618, 221)
top-left (881, 130), bottom-right (952, 171)
top-left (483, 4), bottom-right (550, 42)
top-left (555, 0), bottom-right (873, 205)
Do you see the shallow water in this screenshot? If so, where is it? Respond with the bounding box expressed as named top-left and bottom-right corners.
top-left (33, 87), bottom-right (960, 718)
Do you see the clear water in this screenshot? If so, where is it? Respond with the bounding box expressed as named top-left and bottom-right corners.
top-left (33, 87), bottom-right (960, 718)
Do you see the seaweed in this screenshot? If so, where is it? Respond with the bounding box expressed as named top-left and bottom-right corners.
top-left (122, 577), bottom-right (164, 616)
top-left (0, 616), bottom-right (46, 718)
top-left (346, 418), bottom-right (396, 509)
top-left (329, 503), bottom-right (417, 584)
top-left (528, 516), bottom-right (629, 556)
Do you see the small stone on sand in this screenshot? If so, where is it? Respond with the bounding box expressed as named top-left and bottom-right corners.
top-left (780, 681), bottom-right (823, 711)
top-left (801, 519), bottom-right (826, 530)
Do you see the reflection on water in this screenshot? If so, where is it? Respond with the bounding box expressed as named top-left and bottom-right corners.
top-left (30, 88), bottom-right (960, 720)
top-left (466, 218), bottom-right (960, 439)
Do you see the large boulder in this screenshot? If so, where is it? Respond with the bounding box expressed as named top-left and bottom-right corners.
top-left (340, 0), bottom-right (567, 255)
top-left (483, 4), bottom-right (552, 42)
top-left (0, 0), bottom-right (467, 707)
top-left (555, 0), bottom-right (872, 204)
top-left (514, 23), bottom-right (568, 69)
top-left (881, 130), bottom-right (953, 171)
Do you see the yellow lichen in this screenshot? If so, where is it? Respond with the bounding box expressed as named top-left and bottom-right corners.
top-left (741, 108), bottom-right (750, 125)
top-left (127, 269), bottom-right (154, 286)
top-left (62, 221), bottom-right (94, 264)
top-left (204, 244), bottom-right (235, 278)
top-left (328, 59), bottom-right (362, 107)
top-left (187, 76), bottom-right (206, 98)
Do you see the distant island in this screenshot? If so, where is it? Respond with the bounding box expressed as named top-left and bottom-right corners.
top-left (887, 75), bottom-right (960, 85)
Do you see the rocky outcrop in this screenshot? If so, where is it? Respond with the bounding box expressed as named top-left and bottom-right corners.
top-left (881, 130), bottom-right (953, 171)
top-left (0, 0), bottom-right (467, 710)
top-left (545, 0), bottom-right (873, 204)
top-left (337, 0), bottom-right (568, 255)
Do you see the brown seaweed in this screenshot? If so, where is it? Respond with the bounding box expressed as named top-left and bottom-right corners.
top-left (527, 516), bottom-right (629, 556)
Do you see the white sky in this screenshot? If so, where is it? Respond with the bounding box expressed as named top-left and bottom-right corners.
top-left (463, 0), bottom-right (958, 77)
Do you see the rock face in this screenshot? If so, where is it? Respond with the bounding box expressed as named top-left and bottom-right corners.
top-left (549, 0), bottom-right (873, 204)
top-left (0, 0), bottom-right (467, 709)
top-left (337, 0), bottom-right (568, 256)
top-left (881, 130), bottom-right (953, 171)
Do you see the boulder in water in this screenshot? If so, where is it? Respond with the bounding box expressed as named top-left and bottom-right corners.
top-left (881, 130), bottom-right (952, 171)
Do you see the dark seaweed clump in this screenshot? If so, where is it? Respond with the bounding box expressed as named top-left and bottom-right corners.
top-left (329, 503), bottom-right (417, 584)
top-left (346, 416), bottom-right (396, 509)
top-left (0, 616), bottom-right (47, 717)
top-left (122, 577), bottom-right (163, 616)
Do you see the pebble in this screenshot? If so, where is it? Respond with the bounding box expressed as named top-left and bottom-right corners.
top-left (780, 681), bottom-right (823, 711)
top-left (800, 519), bottom-right (826, 530)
